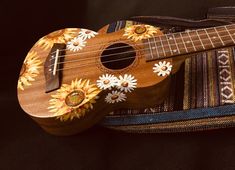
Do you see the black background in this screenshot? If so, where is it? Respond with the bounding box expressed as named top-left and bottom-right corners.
top-left (2, 0), bottom-right (235, 169)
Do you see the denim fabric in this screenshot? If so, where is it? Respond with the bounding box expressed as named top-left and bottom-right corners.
top-left (101, 104), bottom-right (235, 126)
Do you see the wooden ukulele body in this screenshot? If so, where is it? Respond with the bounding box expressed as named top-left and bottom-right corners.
top-left (17, 22), bottom-right (180, 135)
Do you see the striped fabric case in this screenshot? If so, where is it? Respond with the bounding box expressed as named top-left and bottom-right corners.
top-left (98, 12), bottom-right (235, 133)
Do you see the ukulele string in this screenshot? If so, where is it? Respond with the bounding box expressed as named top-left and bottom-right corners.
top-left (45, 55), bottom-right (146, 82)
top-left (46, 24), bottom-right (235, 58)
top-left (47, 33), bottom-right (235, 69)
top-left (48, 27), bottom-right (235, 63)
top-left (55, 55), bottom-right (141, 72)
top-left (48, 39), bottom-right (235, 74)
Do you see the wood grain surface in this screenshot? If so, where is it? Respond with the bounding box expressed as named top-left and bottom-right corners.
top-left (17, 23), bottom-right (173, 135)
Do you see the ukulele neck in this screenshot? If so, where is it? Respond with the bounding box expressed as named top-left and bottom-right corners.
top-left (145, 24), bottom-right (235, 61)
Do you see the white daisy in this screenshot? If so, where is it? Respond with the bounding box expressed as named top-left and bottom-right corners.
top-left (153, 61), bottom-right (172, 76)
top-left (96, 74), bottom-right (118, 90)
top-left (66, 37), bottom-right (86, 52)
top-left (116, 74), bottom-right (137, 93)
top-left (105, 90), bottom-right (127, 104)
top-left (78, 29), bottom-right (98, 40)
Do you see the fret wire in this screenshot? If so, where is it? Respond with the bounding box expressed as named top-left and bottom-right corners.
top-left (155, 36), bottom-right (165, 57)
top-left (159, 36), bottom-right (166, 56)
top-left (180, 32), bottom-right (188, 52)
top-left (146, 28), bottom-right (235, 54)
top-left (217, 27), bottom-right (234, 46)
top-left (204, 29), bottom-right (215, 48)
top-left (187, 31), bottom-right (197, 51)
top-left (147, 38), bottom-right (154, 59)
top-left (172, 34), bottom-right (180, 53)
top-left (224, 26), bottom-right (235, 43)
top-left (226, 24), bottom-right (235, 36)
top-left (52, 25), bottom-right (235, 59)
top-left (196, 30), bottom-right (205, 49)
top-left (50, 24), bottom-right (235, 65)
top-left (157, 24), bottom-right (235, 45)
top-left (153, 37), bottom-right (160, 58)
top-left (145, 38), bottom-right (234, 60)
top-left (165, 35), bottom-right (173, 55)
top-left (157, 28), bottom-right (234, 47)
top-left (214, 27), bottom-right (225, 45)
top-left (145, 26), bottom-right (235, 60)
top-left (54, 36), bottom-right (235, 71)
top-left (59, 37), bottom-right (235, 67)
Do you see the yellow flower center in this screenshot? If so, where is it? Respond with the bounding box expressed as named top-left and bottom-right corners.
top-left (135, 26), bottom-right (147, 34)
top-left (65, 90), bottom-right (85, 107)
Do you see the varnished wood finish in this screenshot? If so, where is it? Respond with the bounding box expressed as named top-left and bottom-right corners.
top-left (18, 21), bottom-right (235, 135)
top-left (18, 23), bottom-right (172, 135)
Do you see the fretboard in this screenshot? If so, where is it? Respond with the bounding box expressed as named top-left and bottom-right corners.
top-left (145, 24), bottom-right (235, 61)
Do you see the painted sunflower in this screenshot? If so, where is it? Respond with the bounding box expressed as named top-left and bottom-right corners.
top-left (36, 28), bottom-right (79, 50)
top-left (48, 79), bottom-right (101, 121)
top-left (123, 24), bottom-right (160, 41)
top-left (18, 51), bottom-right (42, 90)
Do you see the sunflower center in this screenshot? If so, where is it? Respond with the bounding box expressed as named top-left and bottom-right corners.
top-left (121, 81), bottom-right (129, 87)
top-left (47, 30), bottom-right (65, 39)
top-left (135, 26), bottom-right (147, 34)
top-left (161, 66), bottom-right (167, 71)
top-left (111, 94), bottom-right (119, 100)
top-left (65, 90), bottom-right (85, 107)
top-left (20, 64), bottom-right (27, 76)
top-left (103, 79), bottom-right (110, 85)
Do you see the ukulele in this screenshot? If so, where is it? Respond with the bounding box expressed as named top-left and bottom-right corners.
top-left (17, 21), bottom-right (235, 135)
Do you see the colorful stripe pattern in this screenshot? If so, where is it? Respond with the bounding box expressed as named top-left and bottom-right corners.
top-left (183, 49), bottom-right (235, 109)
top-left (100, 20), bottom-right (235, 132)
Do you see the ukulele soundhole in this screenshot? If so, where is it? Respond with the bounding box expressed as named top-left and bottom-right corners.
top-left (101, 43), bottom-right (136, 70)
